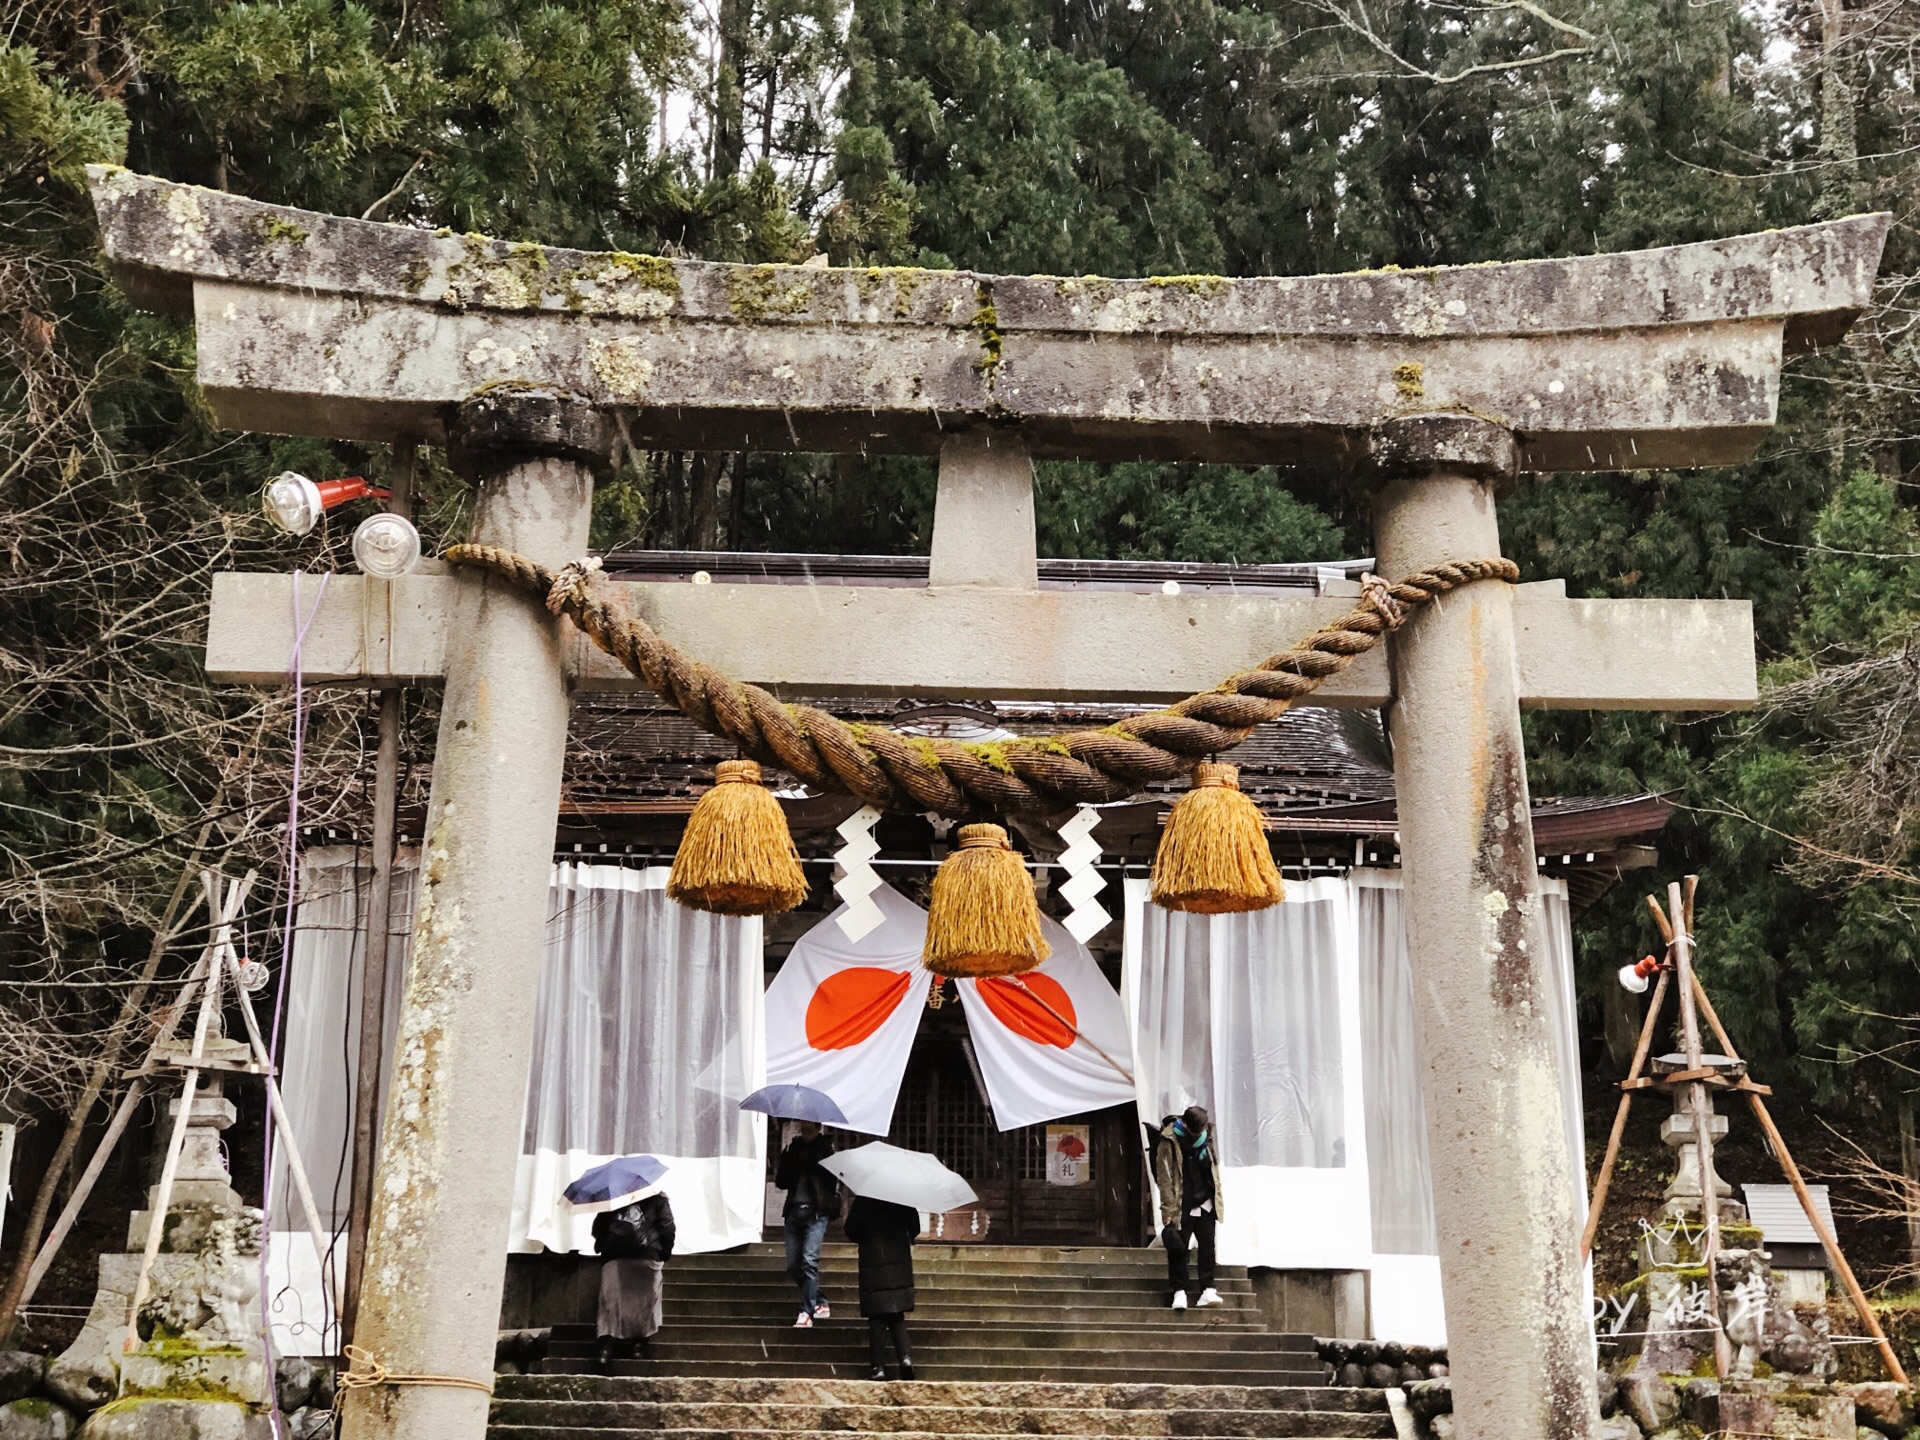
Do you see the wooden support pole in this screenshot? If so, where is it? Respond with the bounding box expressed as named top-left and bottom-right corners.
top-left (1670, 939), bottom-right (1910, 1386)
top-left (1581, 967), bottom-right (1671, 1260)
top-left (1667, 880), bottom-right (1733, 1377)
top-left (212, 895), bottom-right (339, 1318)
top-left (0, 820), bottom-right (213, 1340)
top-left (1745, 1094), bottom-right (1909, 1385)
top-left (124, 872), bottom-right (235, 1354)
top-left (345, 443), bottom-right (414, 1341)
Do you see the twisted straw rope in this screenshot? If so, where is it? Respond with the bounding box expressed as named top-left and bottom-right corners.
top-left (444, 544), bottom-right (1517, 819)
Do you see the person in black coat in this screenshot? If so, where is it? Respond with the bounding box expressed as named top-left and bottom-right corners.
top-left (843, 1196), bottom-right (921, 1380)
top-left (590, 1191), bottom-right (675, 1371)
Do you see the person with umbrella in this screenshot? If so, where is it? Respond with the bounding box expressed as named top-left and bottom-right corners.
top-left (1154, 1105), bottom-right (1224, 1310)
top-left (742, 1084), bottom-right (850, 1330)
top-left (776, 1119), bottom-right (841, 1327)
top-left (845, 1194), bottom-right (921, 1381)
top-left (567, 1156), bottom-right (676, 1371)
top-left (823, 1142), bottom-right (976, 1382)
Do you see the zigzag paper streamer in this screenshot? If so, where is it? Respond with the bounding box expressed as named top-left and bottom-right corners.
top-left (1057, 805), bottom-right (1110, 942)
top-left (833, 805), bottom-right (885, 941)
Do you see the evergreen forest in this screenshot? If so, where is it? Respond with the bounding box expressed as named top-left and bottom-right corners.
top-left (5, 0), bottom-right (1920, 1308)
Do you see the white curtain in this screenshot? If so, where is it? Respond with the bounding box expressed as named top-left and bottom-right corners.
top-left (267, 847), bottom-right (416, 1356)
top-left (1352, 871), bottom-right (1584, 1258)
top-left (1354, 874), bottom-right (1436, 1256)
top-left (1123, 877), bottom-right (1370, 1270)
top-left (1122, 868), bottom-right (1586, 1332)
top-left (269, 855), bottom-right (763, 1353)
top-left (511, 864), bottom-right (766, 1257)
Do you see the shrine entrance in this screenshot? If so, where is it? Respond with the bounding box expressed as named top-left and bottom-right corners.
top-left (86, 164), bottom-right (1890, 1440)
top-left (882, 1025), bottom-right (1145, 1248)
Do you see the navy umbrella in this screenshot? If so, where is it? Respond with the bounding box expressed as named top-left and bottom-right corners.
top-left (563, 1154), bottom-right (669, 1206)
top-left (739, 1084), bottom-right (848, 1124)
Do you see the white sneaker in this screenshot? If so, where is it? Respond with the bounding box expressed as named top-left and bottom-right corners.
top-left (1195, 1287), bottom-right (1224, 1308)
top-left (1170, 1292), bottom-right (1189, 1310)
top-left (793, 1311), bottom-right (814, 1328)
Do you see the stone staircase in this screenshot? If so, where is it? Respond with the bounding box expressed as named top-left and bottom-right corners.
top-left (488, 1376), bottom-right (1397, 1439)
top-left (489, 1244), bottom-right (1395, 1438)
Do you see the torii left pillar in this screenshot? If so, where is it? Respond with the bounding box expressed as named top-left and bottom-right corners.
top-left (341, 390), bottom-right (607, 1440)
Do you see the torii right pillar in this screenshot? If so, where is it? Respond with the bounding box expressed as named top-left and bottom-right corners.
top-left (1372, 414), bottom-right (1595, 1438)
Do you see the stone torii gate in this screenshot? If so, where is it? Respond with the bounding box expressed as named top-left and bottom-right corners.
top-left (86, 166), bottom-right (1886, 1440)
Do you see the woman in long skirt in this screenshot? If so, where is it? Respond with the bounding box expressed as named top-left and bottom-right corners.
top-left (591, 1191), bottom-right (676, 1371)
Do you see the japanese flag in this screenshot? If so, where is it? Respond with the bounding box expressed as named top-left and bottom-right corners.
top-left (957, 915), bottom-right (1137, 1130)
top-left (764, 884), bottom-right (933, 1135)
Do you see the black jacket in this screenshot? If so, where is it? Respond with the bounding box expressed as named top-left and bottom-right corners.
top-left (843, 1197), bottom-right (920, 1316)
top-left (592, 1193), bottom-right (676, 1262)
top-left (775, 1134), bottom-right (841, 1220)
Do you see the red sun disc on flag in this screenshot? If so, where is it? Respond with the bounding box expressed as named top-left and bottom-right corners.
top-left (805, 967), bottom-right (914, 1050)
top-left (978, 974), bottom-right (1077, 1048)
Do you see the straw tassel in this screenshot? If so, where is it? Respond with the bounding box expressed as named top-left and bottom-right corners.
top-left (1150, 762), bottom-right (1284, 913)
top-left (667, 760), bottom-right (808, 916)
top-left (923, 824), bottom-right (1051, 978)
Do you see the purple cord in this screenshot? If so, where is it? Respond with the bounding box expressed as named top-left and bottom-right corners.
top-left (258, 569), bottom-right (330, 1431)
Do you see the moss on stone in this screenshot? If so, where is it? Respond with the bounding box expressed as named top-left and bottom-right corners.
top-left (970, 285), bottom-right (1002, 384)
top-left (726, 265), bottom-right (814, 320)
top-left (1146, 274), bottom-right (1233, 297)
top-left (256, 214), bottom-right (309, 247)
top-left (855, 265), bottom-right (926, 318)
top-left (1393, 361), bottom-right (1424, 399)
top-left (603, 251), bottom-right (680, 293)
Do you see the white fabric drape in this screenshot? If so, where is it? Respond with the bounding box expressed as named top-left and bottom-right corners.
top-left (267, 847), bottom-right (416, 1356)
top-left (268, 855), bottom-right (763, 1351)
top-left (1352, 870), bottom-right (1585, 1258)
top-left (512, 864), bottom-right (765, 1257)
top-left (1123, 868), bottom-right (1587, 1336)
top-left (1123, 877), bottom-right (1371, 1270)
top-left (1354, 875), bottom-right (1436, 1256)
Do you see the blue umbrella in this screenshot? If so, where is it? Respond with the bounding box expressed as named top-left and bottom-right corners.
top-left (563, 1154), bottom-right (669, 1206)
top-left (738, 1084), bottom-right (848, 1124)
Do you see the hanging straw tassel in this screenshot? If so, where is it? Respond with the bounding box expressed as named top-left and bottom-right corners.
top-left (667, 760), bottom-right (808, 916)
top-left (1150, 762), bottom-right (1284, 913)
top-left (923, 824), bottom-right (1051, 978)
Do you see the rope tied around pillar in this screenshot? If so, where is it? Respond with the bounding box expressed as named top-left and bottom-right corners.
top-left (445, 543), bottom-right (1518, 819)
top-left (333, 1344), bottom-right (496, 1408)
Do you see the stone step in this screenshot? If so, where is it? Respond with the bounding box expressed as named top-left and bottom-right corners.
top-left (645, 1302), bottom-right (1268, 1326)
top-left (549, 1367), bottom-right (1336, 1390)
top-left (498, 1378), bottom-right (1385, 1409)
top-left (549, 1328), bottom-right (1313, 1351)
top-left (546, 1324), bottom-right (1318, 1357)
top-left (702, 1245), bottom-right (1200, 1266)
top-left (491, 1429), bottom-right (1389, 1440)
top-left (489, 1400), bottom-right (1389, 1436)
top-left (659, 1279), bottom-right (1257, 1304)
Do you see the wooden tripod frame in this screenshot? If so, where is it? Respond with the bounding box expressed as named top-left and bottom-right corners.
top-left (1580, 876), bottom-right (1908, 1385)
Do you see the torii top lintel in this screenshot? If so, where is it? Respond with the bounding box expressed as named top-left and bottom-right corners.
top-left (88, 166), bottom-right (1889, 472)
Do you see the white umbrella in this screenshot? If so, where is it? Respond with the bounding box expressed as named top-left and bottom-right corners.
top-left (822, 1142), bottom-right (978, 1213)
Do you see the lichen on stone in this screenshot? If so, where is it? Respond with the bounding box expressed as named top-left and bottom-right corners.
top-left (442, 235), bottom-right (552, 311)
top-left (727, 265), bottom-right (815, 320)
top-left (1147, 274), bottom-right (1233, 297)
top-left (255, 214), bottom-right (309, 248)
top-left (970, 283), bottom-right (1002, 385)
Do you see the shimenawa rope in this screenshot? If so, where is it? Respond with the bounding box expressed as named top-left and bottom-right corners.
top-left (334, 1344), bottom-right (495, 1406)
top-left (444, 544), bottom-right (1517, 820)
